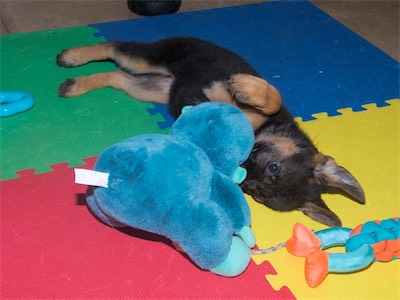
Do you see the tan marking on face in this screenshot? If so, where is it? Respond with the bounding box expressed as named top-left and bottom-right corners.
top-left (256, 134), bottom-right (300, 157)
top-left (313, 153), bottom-right (328, 167)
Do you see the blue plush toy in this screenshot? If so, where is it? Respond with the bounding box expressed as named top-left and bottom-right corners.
top-left (75, 102), bottom-right (256, 277)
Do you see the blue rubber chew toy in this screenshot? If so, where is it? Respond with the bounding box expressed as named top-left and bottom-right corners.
top-left (0, 91), bottom-right (34, 117)
top-left (286, 218), bottom-right (400, 287)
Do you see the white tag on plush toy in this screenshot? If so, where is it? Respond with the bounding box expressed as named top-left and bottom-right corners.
top-left (74, 168), bottom-right (109, 188)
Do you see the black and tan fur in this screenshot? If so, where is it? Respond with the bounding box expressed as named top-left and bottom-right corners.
top-left (57, 37), bottom-right (365, 227)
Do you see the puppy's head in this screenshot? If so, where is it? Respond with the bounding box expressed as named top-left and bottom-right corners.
top-left (241, 122), bottom-right (365, 227)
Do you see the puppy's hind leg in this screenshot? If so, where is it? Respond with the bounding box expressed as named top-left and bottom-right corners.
top-left (57, 42), bottom-right (172, 77)
top-left (58, 71), bottom-right (120, 97)
top-left (57, 43), bottom-right (115, 67)
top-left (58, 70), bottom-right (173, 104)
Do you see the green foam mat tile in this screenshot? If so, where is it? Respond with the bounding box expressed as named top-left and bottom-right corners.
top-left (0, 26), bottom-right (167, 180)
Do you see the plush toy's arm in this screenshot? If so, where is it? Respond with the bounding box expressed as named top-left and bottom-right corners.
top-left (210, 172), bottom-right (255, 248)
top-left (231, 166), bottom-right (247, 184)
top-left (236, 226), bottom-right (256, 248)
top-left (86, 186), bottom-right (125, 228)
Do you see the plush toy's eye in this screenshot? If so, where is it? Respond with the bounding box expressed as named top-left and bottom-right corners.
top-left (268, 162), bottom-right (280, 174)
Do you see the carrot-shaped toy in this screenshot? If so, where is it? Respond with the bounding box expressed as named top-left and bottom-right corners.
top-left (285, 218), bottom-right (399, 287)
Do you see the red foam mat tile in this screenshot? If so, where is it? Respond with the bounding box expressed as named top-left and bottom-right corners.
top-left (1, 158), bottom-right (294, 299)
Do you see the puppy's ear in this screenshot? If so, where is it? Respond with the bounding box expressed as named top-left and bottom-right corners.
top-left (313, 154), bottom-right (365, 204)
top-left (299, 200), bottom-right (342, 227)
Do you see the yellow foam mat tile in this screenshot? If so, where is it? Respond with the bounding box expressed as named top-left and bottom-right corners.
top-left (249, 99), bottom-right (400, 299)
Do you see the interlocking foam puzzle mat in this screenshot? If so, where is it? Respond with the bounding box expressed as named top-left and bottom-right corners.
top-left (1, 1), bottom-right (399, 298)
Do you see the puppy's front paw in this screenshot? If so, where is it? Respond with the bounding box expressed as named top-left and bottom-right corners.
top-left (58, 78), bottom-right (87, 98)
top-left (228, 74), bottom-right (252, 105)
top-left (229, 74), bottom-right (281, 115)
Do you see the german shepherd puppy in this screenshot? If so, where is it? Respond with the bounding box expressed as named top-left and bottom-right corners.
top-left (57, 37), bottom-right (365, 227)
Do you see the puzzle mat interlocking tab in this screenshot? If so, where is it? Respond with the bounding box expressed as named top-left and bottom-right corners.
top-left (250, 99), bottom-right (400, 299)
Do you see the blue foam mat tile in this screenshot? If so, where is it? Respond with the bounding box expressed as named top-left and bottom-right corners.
top-left (90, 1), bottom-right (399, 121)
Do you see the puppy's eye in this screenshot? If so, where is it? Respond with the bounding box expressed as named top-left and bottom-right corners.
top-left (268, 162), bottom-right (280, 174)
